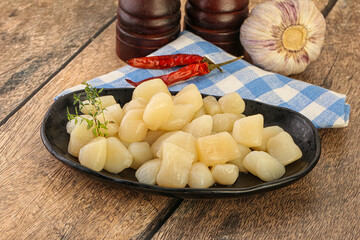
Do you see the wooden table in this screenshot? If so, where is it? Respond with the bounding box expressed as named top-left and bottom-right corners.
top-left (1, 0), bottom-right (359, 239)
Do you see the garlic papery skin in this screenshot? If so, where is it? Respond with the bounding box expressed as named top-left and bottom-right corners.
top-left (240, 0), bottom-right (326, 76)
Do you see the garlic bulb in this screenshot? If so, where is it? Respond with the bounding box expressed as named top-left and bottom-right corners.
top-left (240, 0), bottom-right (326, 76)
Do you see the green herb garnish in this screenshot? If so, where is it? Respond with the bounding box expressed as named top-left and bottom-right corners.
top-left (67, 82), bottom-right (111, 137)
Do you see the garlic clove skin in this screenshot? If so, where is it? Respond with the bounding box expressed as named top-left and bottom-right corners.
top-left (240, 0), bottom-right (326, 76)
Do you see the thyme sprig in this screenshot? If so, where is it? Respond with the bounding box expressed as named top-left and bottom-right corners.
top-left (67, 83), bottom-right (111, 137)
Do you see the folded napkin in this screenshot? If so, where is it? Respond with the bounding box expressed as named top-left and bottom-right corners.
top-left (58, 31), bottom-right (350, 128)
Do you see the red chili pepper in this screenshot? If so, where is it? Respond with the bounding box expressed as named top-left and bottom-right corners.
top-left (126, 56), bottom-right (243, 87)
top-left (126, 54), bottom-right (213, 69)
top-left (126, 62), bottom-right (210, 87)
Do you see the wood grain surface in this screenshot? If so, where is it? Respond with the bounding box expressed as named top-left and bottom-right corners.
top-left (153, 0), bottom-right (360, 239)
top-left (0, 20), bottom-right (179, 239)
top-left (0, 0), bottom-right (328, 125)
top-left (0, 0), bottom-right (359, 239)
top-left (0, 0), bottom-right (117, 124)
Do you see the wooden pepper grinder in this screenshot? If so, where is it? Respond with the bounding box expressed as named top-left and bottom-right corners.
top-left (185, 0), bottom-right (249, 56)
top-left (116, 0), bottom-right (181, 61)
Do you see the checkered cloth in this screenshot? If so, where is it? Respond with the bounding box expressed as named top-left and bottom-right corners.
top-left (58, 31), bottom-right (350, 128)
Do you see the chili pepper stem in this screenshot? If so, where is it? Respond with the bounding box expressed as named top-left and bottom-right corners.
top-left (203, 57), bottom-right (223, 72)
top-left (208, 56), bottom-right (244, 71)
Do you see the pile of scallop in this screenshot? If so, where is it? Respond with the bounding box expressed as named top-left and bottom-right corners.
top-left (67, 79), bottom-right (302, 188)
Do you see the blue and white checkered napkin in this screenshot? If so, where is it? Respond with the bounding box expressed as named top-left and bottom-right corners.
top-left (58, 31), bottom-right (350, 128)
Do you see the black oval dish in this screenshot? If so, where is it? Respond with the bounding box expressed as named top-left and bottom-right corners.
top-left (41, 88), bottom-right (321, 199)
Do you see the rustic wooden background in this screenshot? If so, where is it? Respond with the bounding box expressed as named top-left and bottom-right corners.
top-left (0, 0), bottom-right (359, 239)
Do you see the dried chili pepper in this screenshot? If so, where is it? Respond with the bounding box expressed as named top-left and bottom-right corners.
top-left (126, 54), bottom-right (214, 69)
top-left (126, 62), bottom-right (209, 87)
top-left (126, 56), bottom-right (243, 87)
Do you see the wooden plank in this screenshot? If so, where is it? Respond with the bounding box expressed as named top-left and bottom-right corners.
top-left (0, 1), bottom-right (192, 237)
top-left (0, 0), bottom-right (327, 125)
top-left (0, 20), bottom-right (180, 239)
top-left (153, 0), bottom-right (360, 239)
top-left (0, 0), bottom-right (117, 123)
